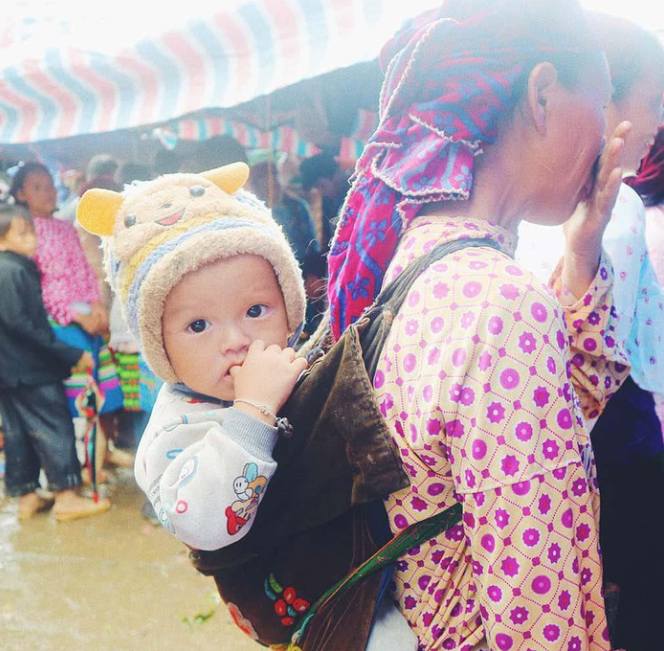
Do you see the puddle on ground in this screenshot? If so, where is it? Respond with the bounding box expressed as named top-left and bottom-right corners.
top-left (0, 468), bottom-right (257, 651)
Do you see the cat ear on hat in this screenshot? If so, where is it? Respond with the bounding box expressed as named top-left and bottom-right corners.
top-left (200, 161), bottom-right (250, 194)
top-left (77, 188), bottom-right (124, 236)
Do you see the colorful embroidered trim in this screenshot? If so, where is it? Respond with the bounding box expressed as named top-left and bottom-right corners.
top-left (264, 573), bottom-right (311, 628)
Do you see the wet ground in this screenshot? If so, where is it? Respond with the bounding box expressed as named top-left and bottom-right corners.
top-left (0, 466), bottom-right (257, 651)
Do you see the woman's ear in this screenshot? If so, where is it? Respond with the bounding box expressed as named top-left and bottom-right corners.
top-left (527, 62), bottom-right (558, 135)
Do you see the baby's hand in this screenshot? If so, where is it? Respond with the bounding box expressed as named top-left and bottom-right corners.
top-left (231, 340), bottom-right (308, 416)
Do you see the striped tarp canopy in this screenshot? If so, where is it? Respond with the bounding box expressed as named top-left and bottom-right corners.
top-left (0, 0), bottom-right (439, 145)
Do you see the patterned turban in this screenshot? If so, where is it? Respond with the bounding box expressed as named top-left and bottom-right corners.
top-left (327, 0), bottom-right (600, 339)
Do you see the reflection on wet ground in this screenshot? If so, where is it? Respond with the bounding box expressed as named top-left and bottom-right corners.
top-left (0, 468), bottom-right (256, 651)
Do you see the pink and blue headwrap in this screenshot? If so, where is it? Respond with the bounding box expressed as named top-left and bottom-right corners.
top-left (327, 1), bottom-right (599, 339)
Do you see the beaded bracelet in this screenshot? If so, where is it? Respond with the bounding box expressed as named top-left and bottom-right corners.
top-left (234, 398), bottom-right (293, 438)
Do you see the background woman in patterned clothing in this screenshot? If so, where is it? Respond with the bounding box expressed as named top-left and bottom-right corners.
top-left (326, 1), bottom-right (631, 649)
top-left (9, 162), bottom-right (124, 481)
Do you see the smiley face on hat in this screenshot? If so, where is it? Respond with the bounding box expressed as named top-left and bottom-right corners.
top-left (77, 163), bottom-right (268, 264)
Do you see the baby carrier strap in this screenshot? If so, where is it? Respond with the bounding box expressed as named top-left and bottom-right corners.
top-left (291, 498), bottom-right (465, 649)
top-left (361, 236), bottom-right (501, 378)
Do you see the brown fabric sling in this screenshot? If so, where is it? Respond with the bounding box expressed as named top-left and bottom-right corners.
top-left (189, 238), bottom-right (499, 649)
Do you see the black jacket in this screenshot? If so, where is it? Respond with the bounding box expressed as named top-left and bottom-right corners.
top-left (0, 250), bottom-right (83, 388)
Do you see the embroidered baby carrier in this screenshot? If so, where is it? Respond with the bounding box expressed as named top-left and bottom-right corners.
top-left (189, 238), bottom-right (499, 650)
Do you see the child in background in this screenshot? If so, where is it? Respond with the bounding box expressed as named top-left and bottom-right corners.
top-left (9, 162), bottom-right (125, 481)
top-left (0, 204), bottom-right (111, 521)
top-left (77, 163), bottom-right (417, 650)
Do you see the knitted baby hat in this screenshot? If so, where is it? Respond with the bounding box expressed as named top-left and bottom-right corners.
top-left (77, 163), bottom-right (306, 384)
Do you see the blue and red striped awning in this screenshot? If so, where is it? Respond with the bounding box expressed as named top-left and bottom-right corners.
top-left (0, 0), bottom-right (439, 145)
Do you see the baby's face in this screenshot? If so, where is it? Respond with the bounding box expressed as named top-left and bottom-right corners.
top-left (162, 254), bottom-right (290, 401)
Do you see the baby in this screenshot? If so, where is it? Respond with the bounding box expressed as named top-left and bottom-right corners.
top-left (77, 163), bottom-right (417, 651)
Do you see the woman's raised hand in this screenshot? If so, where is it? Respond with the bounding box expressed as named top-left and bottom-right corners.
top-left (562, 121), bottom-right (631, 298)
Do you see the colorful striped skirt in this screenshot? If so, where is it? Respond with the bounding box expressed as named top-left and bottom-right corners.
top-left (112, 350), bottom-right (141, 412)
top-left (50, 320), bottom-right (124, 417)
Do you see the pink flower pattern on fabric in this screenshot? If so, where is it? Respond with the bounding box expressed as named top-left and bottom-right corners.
top-left (33, 217), bottom-right (100, 326)
top-left (374, 216), bottom-right (629, 651)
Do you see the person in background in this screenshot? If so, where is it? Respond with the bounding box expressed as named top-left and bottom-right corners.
top-left (249, 158), bottom-right (325, 341)
top-left (301, 249), bottom-right (328, 339)
top-left (107, 297), bottom-right (143, 449)
top-left (79, 154), bottom-right (121, 195)
top-left (627, 126), bottom-right (664, 427)
top-left (79, 157), bottom-right (146, 467)
top-left (327, 0), bottom-right (631, 648)
top-left (117, 162), bottom-right (152, 187)
top-left (180, 134), bottom-right (248, 173)
top-left (9, 162), bottom-right (125, 483)
top-left (300, 152), bottom-right (350, 251)
top-left (108, 160), bottom-right (157, 452)
top-left (152, 148), bottom-right (181, 176)
top-left (0, 203), bottom-right (110, 521)
top-left (75, 155), bottom-right (122, 311)
top-left (516, 14), bottom-right (664, 650)
top-left (57, 167), bottom-right (86, 222)
top-left (249, 158), bottom-right (321, 266)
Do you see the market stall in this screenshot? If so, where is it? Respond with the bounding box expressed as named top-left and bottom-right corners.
top-left (0, 0), bottom-right (441, 162)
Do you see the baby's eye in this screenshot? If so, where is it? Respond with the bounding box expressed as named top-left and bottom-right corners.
top-left (246, 305), bottom-right (267, 318)
top-left (187, 319), bottom-right (210, 333)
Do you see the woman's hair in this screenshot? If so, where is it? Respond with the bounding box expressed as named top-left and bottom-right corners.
top-left (626, 127), bottom-right (664, 207)
top-left (9, 162), bottom-right (52, 207)
top-left (300, 153), bottom-right (340, 192)
top-left (589, 12), bottom-right (664, 104)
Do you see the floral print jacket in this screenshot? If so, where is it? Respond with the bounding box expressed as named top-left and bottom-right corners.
top-left (33, 217), bottom-right (100, 326)
top-left (374, 216), bottom-right (629, 651)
